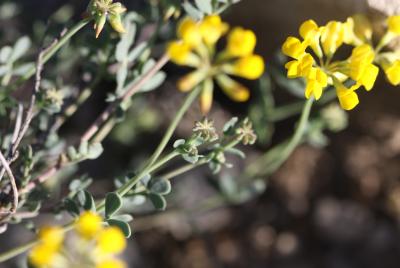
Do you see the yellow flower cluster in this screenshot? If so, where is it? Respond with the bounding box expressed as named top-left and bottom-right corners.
top-left (282, 15), bottom-right (400, 110)
top-left (167, 15), bottom-right (265, 114)
top-left (29, 211), bottom-right (127, 268)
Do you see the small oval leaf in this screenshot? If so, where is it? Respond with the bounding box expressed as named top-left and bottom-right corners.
top-left (107, 219), bottom-right (132, 238)
top-left (105, 192), bottom-right (122, 218)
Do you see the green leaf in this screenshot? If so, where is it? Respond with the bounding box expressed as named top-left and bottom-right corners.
top-left (223, 117), bottom-right (238, 134)
top-left (173, 139), bottom-right (186, 148)
top-left (0, 46), bottom-right (12, 63)
top-left (148, 178), bottom-right (171, 195)
top-left (107, 219), bottom-right (132, 238)
top-left (64, 198), bottom-right (80, 217)
top-left (77, 190), bottom-right (96, 211)
top-left (111, 214), bottom-right (133, 222)
top-left (195, 0), bottom-right (212, 14)
top-left (87, 142), bottom-right (104, 160)
top-left (149, 193), bottom-right (167, 211)
top-left (105, 192), bottom-right (122, 218)
top-left (140, 72), bottom-right (166, 92)
top-left (182, 2), bottom-right (203, 20)
top-left (11, 36), bottom-right (31, 61)
top-left (127, 42), bottom-right (147, 63)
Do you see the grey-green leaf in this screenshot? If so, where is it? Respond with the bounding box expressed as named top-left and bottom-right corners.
top-left (64, 198), bottom-right (80, 217)
top-left (87, 143), bottom-right (104, 160)
top-left (148, 178), bottom-right (171, 195)
top-left (105, 192), bottom-right (123, 218)
top-left (195, 0), bottom-right (212, 14)
top-left (11, 36), bottom-right (31, 61)
top-left (107, 219), bottom-right (132, 238)
top-left (149, 193), bottom-right (167, 211)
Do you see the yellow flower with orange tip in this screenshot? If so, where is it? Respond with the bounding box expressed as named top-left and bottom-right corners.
top-left (75, 210), bottom-right (103, 239)
top-left (167, 15), bottom-right (264, 114)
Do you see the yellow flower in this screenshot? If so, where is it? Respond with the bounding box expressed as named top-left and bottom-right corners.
top-left (335, 83), bottom-right (360, 110)
top-left (282, 36), bottom-right (306, 59)
top-left (305, 67), bottom-right (328, 100)
top-left (38, 226), bottom-right (64, 250)
top-left (167, 41), bottom-right (200, 66)
top-left (388, 15), bottom-right (400, 34)
top-left (227, 27), bottom-right (257, 57)
top-left (320, 21), bottom-right (345, 57)
top-left (29, 244), bottom-right (58, 267)
top-left (96, 227), bottom-right (127, 255)
top-left (232, 55), bottom-right (265, 80)
top-left (348, 45), bottom-right (378, 90)
top-left (96, 259), bottom-right (126, 268)
top-left (178, 17), bottom-right (202, 46)
top-left (384, 60), bottom-right (400, 85)
top-left (200, 15), bottom-right (229, 45)
top-left (76, 211), bottom-right (103, 239)
top-left (299, 20), bottom-right (323, 58)
top-left (167, 16), bottom-right (262, 114)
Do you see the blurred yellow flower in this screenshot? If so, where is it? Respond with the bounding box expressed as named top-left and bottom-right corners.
top-left (96, 227), bottom-right (127, 255)
top-left (76, 211), bottom-right (103, 239)
top-left (96, 259), bottom-right (126, 268)
top-left (384, 60), bottom-right (400, 85)
top-left (388, 15), bottom-right (400, 34)
top-left (167, 15), bottom-right (264, 114)
top-left (227, 27), bottom-right (257, 57)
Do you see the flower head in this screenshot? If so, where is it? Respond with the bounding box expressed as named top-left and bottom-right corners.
top-left (76, 210), bottom-right (103, 239)
top-left (167, 15), bottom-right (264, 114)
top-left (28, 211), bottom-right (127, 268)
top-left (281, 14), bottom-right (400, 111)
top-left (87, 0), bottom-right (127, 38)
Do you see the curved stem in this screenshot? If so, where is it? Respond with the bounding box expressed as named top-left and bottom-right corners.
top-left (144, 86), bottom-right (202, 168)
top-left (244, 98), bottom-right (314, 178)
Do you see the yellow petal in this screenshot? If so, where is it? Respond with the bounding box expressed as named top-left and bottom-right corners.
top-left (227, 27), bottom-right (257, 57)
top-left (385, 60), bottom-right (400, 85)
top-left (232, 54), bottom-right (265, 80)
top-left (177, 71), bottom-right (206, 92)
top-left (216, 74), bottom-right (250, 102)
top-left (200, 79), bottom-right (214, 114)
top-left (388, 15), bottom-right (400, 34)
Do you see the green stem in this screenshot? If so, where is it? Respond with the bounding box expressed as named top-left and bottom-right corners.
top-left (12, 19), bottom-right (90, 90)
top-left (244, 98), bottom-right (314, 178)
top-left (145, 86), bottom-right (202, 168)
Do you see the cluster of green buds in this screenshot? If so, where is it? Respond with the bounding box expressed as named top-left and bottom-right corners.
top-left (87, 0), bottom-right (127, 38)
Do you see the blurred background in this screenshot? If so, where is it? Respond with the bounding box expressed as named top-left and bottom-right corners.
top-left (2, 0), bottom-right (400, 267)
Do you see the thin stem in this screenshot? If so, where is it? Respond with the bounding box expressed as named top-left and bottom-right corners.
top-left (144, 86), bottom-right (202, 168)
top-left (81, 54), bottom-right (170, 142)
top-left (0, 150), bottom-right (18, 213)
top-left (244, 98), bottom-right (314, 179)
top-left (12, 19), bottom-right (90, 90)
